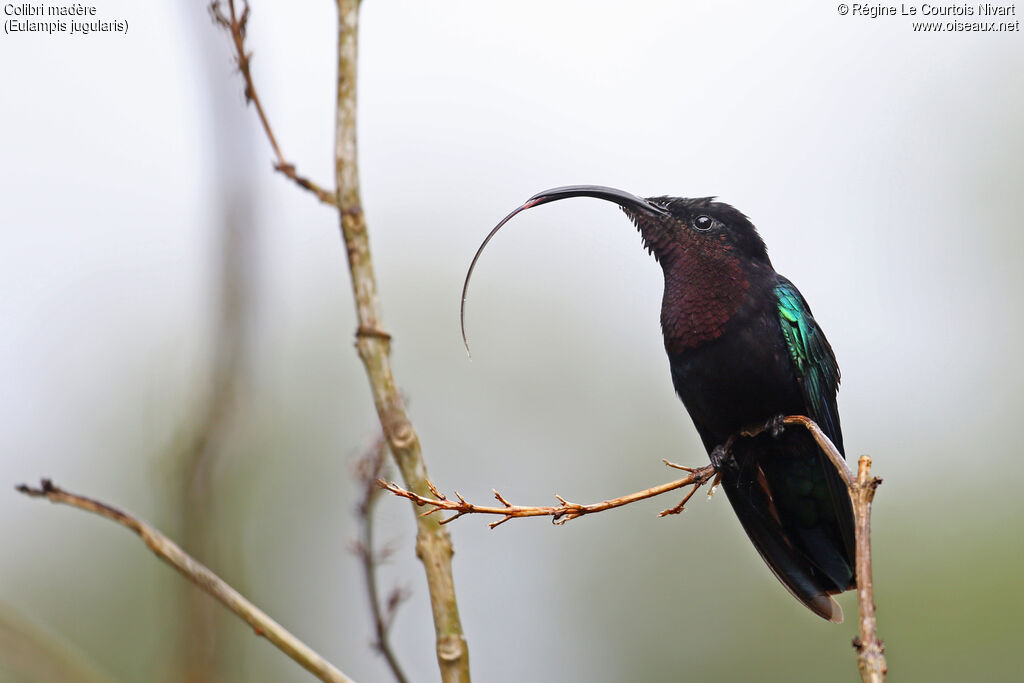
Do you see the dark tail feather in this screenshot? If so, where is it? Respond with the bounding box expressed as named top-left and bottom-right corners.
top-left (719, 438), bottom-right (855, 622)
top-left (820, 442), bottom-right (857, 572)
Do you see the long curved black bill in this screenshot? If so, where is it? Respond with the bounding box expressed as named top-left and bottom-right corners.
top-left (460, 185), bottom-right (667, 356)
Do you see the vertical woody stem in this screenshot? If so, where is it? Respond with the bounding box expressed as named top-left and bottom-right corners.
top-left (333, 1), bottom-right (471, 680)
top-left (853, 456), bottom-right (886, 683)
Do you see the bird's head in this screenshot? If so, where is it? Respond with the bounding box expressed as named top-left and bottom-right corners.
top-left (461, 185), bottom-right (771, 353)
top-left (625, 192), bottom-right (770, 267)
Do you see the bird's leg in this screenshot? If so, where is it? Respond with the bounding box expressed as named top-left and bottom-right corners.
top-left (710, 442), bottom-right (738, 474)
top-left (739, 415), bottom-right (786, 440)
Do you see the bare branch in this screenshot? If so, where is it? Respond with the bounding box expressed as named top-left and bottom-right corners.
top-left (378, 462), bottom-right (718, 529)
top-left (352, 438), bottom-right (410, 683)
top-left (16, 480), bottom-right (354, 683)
top-left (214, 0), bottom-right (472, 677)
top-left (851, 455), bottom-right (886, 683)
top-left (332, 0), bottom-right (471, 679)
top-left (378, 413), bottom-right (886, 682)
top-left (210, 1), bottom-right (338, 207)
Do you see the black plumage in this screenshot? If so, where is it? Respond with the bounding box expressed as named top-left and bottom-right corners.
top-left (463, 185), bottom-right (856, 621)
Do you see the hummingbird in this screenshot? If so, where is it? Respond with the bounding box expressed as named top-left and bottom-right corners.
top-left (461, 185), bottom-right (856, 621)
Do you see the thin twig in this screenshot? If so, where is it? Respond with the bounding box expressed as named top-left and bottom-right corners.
top-left (332, 1), bottom-right (471, 680)
top-left (16, 480), bottom-right (354, 683)
top-left (352, 438), bottom-right (411, 683)
top-left (210, 1), bottom-right (338, 207)
top-left (378, 462), bottom-right (718, 528)
top-left (214, 1), bottom-right (471, 677)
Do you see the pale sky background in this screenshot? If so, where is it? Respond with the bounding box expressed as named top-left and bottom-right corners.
top-left (1, 1), bottom-right (1022, 681)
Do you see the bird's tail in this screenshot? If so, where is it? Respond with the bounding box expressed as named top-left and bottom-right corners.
top-left (719, 432), bottom-right (856, 622)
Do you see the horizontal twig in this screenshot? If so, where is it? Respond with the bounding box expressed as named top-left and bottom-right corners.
top-left (16, 479), bottom-right (354, 683)
top-left (378, 461), bottom-right (718, 529)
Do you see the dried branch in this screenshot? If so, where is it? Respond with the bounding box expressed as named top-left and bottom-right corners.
top-left (851, 455), bottom-right (886, 683)
top-left (379, 462), bottom-right (718, 529)
top-left (16, 480), bottom-right (354, 683)
top-left (332, 1), bottom-right (471, 680)
top-left (379, 414), bottom-right (886, 681)
top-left (212, 1), bottom-right (472, 678)
top-left (210, 0), bottom-right (338, 207)
top-left (352, 438), bottom-right (410, 683)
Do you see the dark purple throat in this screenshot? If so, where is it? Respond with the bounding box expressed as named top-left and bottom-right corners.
top-left (657, 232), bottom-right (750, 354)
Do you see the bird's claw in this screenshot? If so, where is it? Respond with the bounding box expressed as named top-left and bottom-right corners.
top-left (767, 414), bottom-right (785, 438)
top-left (710, 444), bottom-right (737, 473)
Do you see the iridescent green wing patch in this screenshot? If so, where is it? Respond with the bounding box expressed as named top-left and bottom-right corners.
top-left (775, 281), bottom-right (842, 449)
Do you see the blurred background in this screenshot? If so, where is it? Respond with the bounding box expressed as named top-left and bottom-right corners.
top-left (2, 1), bottom-right (1022, 681)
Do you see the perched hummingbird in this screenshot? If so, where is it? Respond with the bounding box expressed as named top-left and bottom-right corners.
top-left (462, 185), bottom-right (856, 621)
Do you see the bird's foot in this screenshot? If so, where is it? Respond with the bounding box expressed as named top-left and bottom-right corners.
top-left (766, 414), bottom-right (786, 438)
top-left (710, 443), bottom-right (738, 474)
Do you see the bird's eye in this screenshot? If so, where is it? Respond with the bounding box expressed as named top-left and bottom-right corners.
top-left (693, 215), bottom-right (714, 231)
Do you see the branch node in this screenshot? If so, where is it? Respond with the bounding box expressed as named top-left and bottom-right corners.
top-left (356, 326), bottom-right (392, 341)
